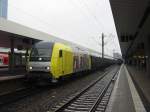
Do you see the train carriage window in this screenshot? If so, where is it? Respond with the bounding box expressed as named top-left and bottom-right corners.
top-left (59, 50), bottom-right (63, 57)
top-left (0, 58), bottom-right (2, 65)
top-left (74, 56), bottom-right (77, 69)
top-left (80, 56), bottom-right (82, 67)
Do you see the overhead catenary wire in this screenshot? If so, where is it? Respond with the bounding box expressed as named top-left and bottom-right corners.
top-left (7, 1), bottom-right (116, 58)
top-left (73, 0), bottom-right (117, 57)
top-left (90, 36), bottom-right (115, 58)
top-left (67, 0), bottom-right (107, 55)
top-left (7, 2), bottom-right (70, 37)
top-left (77, 0), bottom-right (106, 32)
top-left (8, 1), bottom-right (106, 44)
top-left (9, 1), bottom-right (104, 37)
top-left (67, 0), bottom-right (99, 37)
top-left (103, 33), bottom-right (115, 45)
top-left (83, 0), bottom-right (106, 30)
top-left (67, 0), bottom-right (105, 34)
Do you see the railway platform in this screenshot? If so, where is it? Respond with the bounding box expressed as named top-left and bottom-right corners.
top-left (127, 65), bottom-right (150, 111)
top-left (0, 75), bottom-right (25, 82)
top-left (106, 64), bottom-right (148, 112)
top-left (0, 67), bottom-right (25, 82)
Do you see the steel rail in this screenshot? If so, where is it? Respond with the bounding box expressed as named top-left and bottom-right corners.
top-left (53, 66), bottom-right (119, 112)
top-left (89, 70), bottom-right (119, 112)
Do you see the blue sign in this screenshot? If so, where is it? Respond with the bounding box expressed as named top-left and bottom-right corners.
top-left (0, 0), bottom-right (8, 19)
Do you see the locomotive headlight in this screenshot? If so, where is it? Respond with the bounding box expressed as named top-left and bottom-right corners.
top-left (46, 67), bottom-right (50, 70)
top-left (29, 66), bottom-right (32, 70)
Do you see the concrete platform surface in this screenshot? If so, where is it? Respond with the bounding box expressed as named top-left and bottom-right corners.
top-left (127, 65), bottom-right (150, 110)
top-left (0, 67), bottom-right (25, 81)
top-left (106, 64), bottom-right (146, 112)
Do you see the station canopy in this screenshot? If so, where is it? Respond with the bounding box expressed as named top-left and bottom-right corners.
top-left (0, 17), bottom-right (105, 58)
top-left (110, 0), bottom-right (150, 58)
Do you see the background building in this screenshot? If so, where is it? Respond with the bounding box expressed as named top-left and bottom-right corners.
top-left (0, 0), bottom-right (8, 18)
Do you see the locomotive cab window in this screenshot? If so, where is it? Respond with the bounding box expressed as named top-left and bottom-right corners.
top-left (30, 42), bottom-right (54, 61)
top-left (31, 48), bottom-right (51, 57)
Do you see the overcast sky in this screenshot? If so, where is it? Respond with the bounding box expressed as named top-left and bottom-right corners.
top-left (7, 0), bottom-right (121, 57)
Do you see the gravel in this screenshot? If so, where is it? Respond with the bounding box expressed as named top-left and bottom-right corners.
top-left (0, 66), bottom-right (115, 112)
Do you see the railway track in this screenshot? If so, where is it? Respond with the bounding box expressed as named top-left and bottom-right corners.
top-left (50, 66), bottom-right (120, 112)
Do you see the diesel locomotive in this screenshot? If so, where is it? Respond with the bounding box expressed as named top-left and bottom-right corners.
top-left (26, 41), bottom-right (114, 82)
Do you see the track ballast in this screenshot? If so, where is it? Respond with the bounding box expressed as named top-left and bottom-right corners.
top-left (50, 66), bottom-right (119, 112)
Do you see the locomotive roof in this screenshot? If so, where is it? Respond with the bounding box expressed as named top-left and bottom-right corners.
top-left (36, 41), bottom-right (101, 57)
